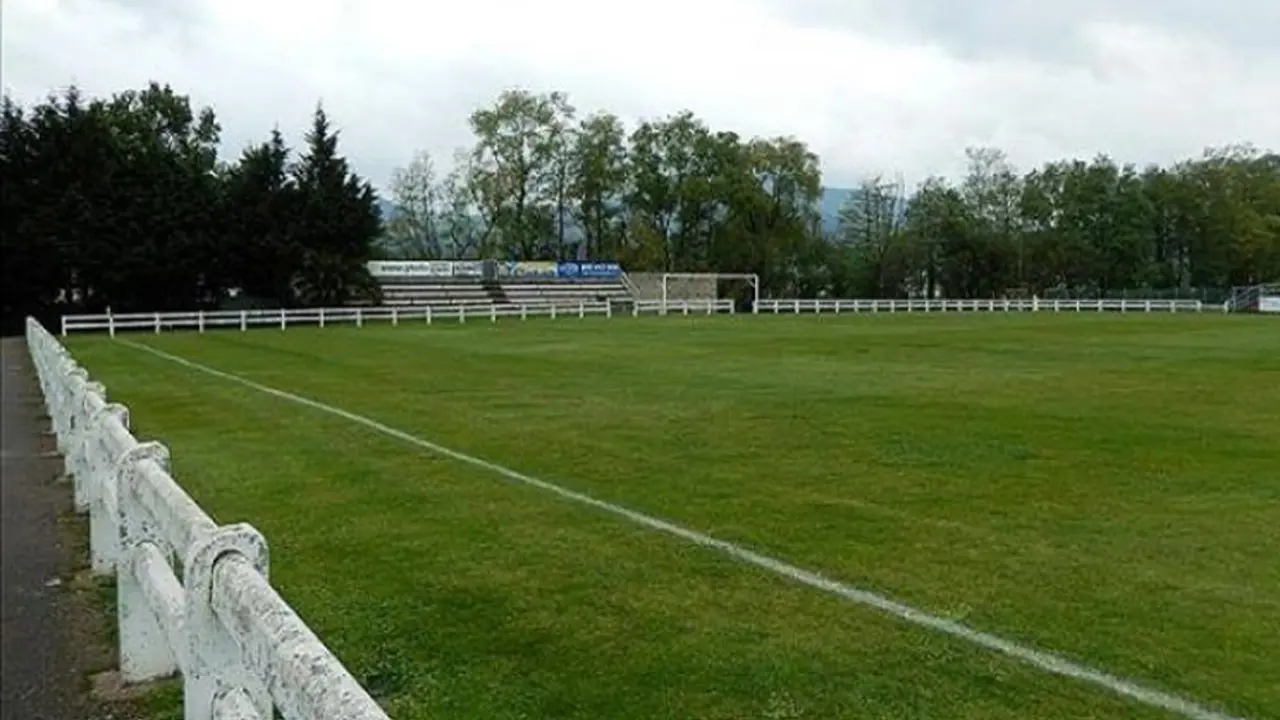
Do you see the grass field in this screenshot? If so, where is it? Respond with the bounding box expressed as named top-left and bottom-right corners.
top-left (67, 314), bottom-right (1279, 720)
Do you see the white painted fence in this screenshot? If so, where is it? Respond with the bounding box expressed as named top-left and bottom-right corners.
top-left (755, 298), bottom-right (1205, 314)
top-left (25, 318), bottom-right (390, 720)
top-left (61, 299), bottom-right (737, 336)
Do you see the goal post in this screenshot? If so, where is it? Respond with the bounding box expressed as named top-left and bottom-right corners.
top-left (660, 273), bottom-right (760, 314)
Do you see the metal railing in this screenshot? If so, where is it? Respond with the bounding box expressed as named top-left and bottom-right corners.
top-left (61, 299), bottom-right (737, 336)
top-left (754, 298), bottom-right (1206, 314)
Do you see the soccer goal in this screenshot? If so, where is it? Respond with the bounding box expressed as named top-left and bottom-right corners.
top-left (1226, 283), bottom-right (1280, 313)
top-left (659, 273), bottom-right (760, 314)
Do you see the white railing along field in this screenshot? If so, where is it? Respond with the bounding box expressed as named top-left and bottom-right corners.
top-left (25, 318), bottom-right (389, 720)
top-left (755, 298), bottom-right (1206, 314)
top-left (61, 299), bottom-right (738, 336)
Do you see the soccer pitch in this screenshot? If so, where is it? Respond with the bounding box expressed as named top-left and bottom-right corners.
top-left (67, 314), bottom-right (1278, 720)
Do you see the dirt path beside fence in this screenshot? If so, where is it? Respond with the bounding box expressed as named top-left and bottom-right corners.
top-left (1, 337), bottom-right (132, 720)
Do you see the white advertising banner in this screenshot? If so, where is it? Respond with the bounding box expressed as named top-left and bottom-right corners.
top-left (452, 261), bottom-right (484, 277)
top-left (367, 261), bottom-right (454, 278)
top-left (1259, 296), bottom-right (1280, 313)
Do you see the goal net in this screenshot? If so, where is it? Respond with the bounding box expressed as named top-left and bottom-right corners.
top-left (660, 273), bottom-right (759, 314)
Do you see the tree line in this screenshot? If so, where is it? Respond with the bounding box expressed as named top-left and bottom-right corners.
top-left (4, 82), bottom-right (1277, 333)
top-left (387, 89), bottom-right (1279, 301)
top-left (1, 84), bottom-right (382, 334)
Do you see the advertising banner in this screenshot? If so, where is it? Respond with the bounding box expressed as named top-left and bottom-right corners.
top-left (501, 261), bottom-right (558, 278)
top-left (555, 262), bottom-right (621, 279)
top-left (367, 261), bottom-right (454, 278)
top-left (1259, 296), bottom-right (1280, 313)
top-left (578, 262), bottom-right (621, 278)
top-left (452, 261), bottom-right (484, 278)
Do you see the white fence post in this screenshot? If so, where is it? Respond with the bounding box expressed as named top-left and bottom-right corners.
top-left (521, 304), bottom-right (528, 321)
top-left (578, 301), bottom-right (585, 319)
top-left (551, 305), bottom-right (558, 320)
top-left (392, 308), bottom-right (399, 326)
top-left (426, 306), bottom-right (433, 325)
top-left (69, 377), bottom-right (99, 512)
top-left (319, 308), bottom-right (326, 328)
top-left (459, 306), bottom-right (466, 324)
top-left (117, 442), bottom-right (180, 682)
top-left (198, 311), bottom-right (205, 334)
top-left (491, 305), bottom-right (498, 323)
top-left (240, 311), bottom-right (247, 332)
top-left (154, 313), bottom-right (161, 334)
top-left (183, 524), bottom-right (273, 720)
top-left (88, 403), bottom-right (130, 575)
top-left (280, 310), bottom-right (287, 330)
top-left (356, 308), bottom-right (363, 328)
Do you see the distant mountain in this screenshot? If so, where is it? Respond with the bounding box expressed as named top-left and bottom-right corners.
top-left (818, 187), bottom-right (853, 233)
top-left (376, 186), bottom-right (855, 240)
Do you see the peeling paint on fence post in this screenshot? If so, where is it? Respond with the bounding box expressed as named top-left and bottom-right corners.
top-left (117, 442), bottom-right (181, 682)
top-left (89, 403), bottom-right (130, 575)
top-left (184, 524), bottom-right (272, 720)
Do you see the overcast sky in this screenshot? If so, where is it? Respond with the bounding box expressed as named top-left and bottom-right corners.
top-left (4, 0), bottom-right (1278, 191)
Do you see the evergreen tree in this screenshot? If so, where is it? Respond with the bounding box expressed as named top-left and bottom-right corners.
top-left (290, 105), bottom-right (382, 306)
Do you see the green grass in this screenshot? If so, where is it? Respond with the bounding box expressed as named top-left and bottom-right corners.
top-left (67, 314), bottom-right (1279, 719)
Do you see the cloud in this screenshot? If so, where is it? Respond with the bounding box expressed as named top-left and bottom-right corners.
top-left (4, 0), bottom-right (1278, 192)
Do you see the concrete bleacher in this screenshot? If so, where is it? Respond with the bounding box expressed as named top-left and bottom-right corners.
top-left (498, 278), bottom-right (631, 306)
top-left (367, 260), bottom-right (635, 309)
top-left (378, 278), bottom-right (494, 307)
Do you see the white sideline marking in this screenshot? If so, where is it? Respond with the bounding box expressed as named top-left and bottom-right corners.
top-left (122, 339), bottom-right (1246, 720)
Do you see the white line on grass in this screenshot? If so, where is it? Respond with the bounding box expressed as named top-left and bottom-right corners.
top-left (122, 339), bottom-right (1247, 720)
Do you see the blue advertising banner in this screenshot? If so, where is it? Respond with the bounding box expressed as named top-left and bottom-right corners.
top-left (581, 262), bottom-right (621, 278)
top-left (556, 262), bottom-right (621, 279)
